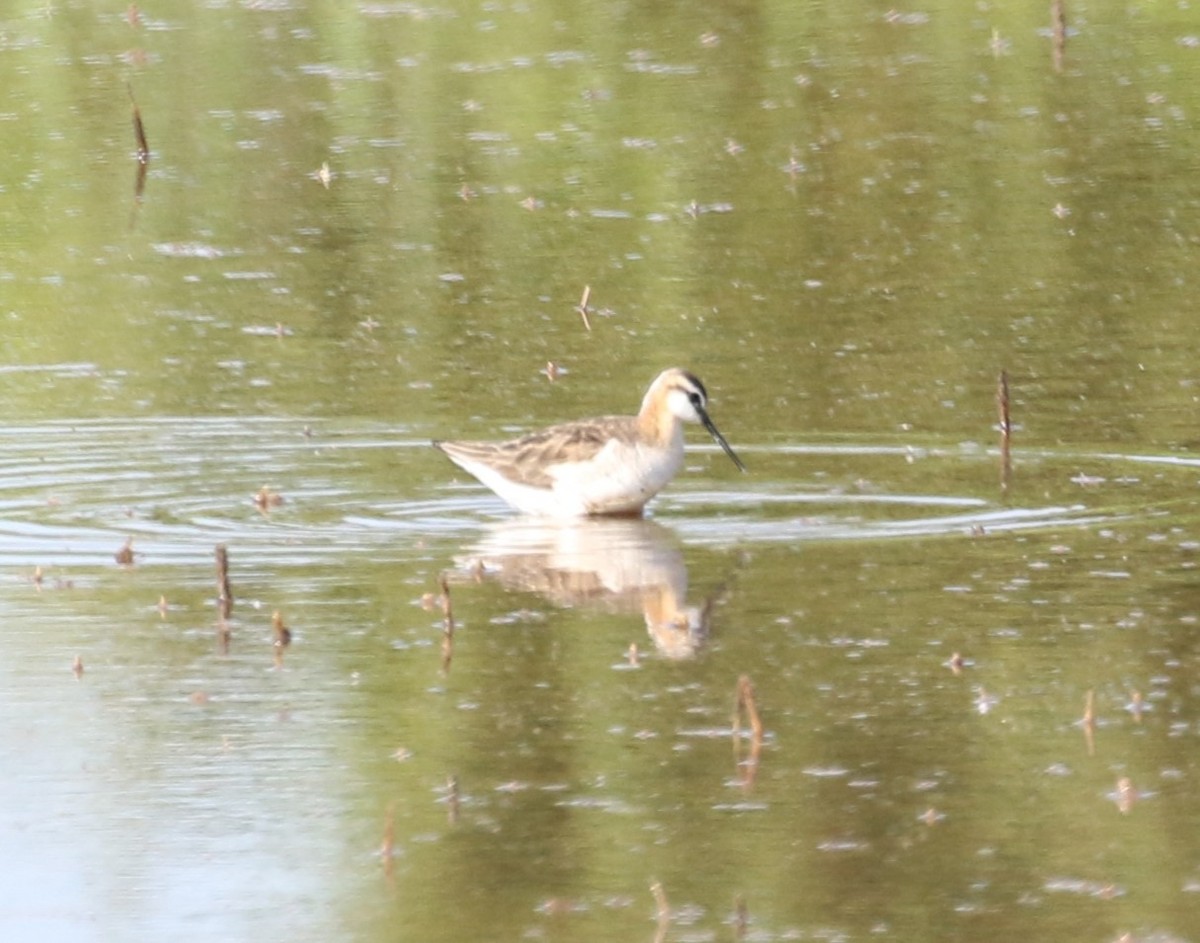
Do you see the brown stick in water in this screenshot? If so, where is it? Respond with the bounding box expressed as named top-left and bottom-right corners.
top-left (216, 544), bottom-right (233, 619)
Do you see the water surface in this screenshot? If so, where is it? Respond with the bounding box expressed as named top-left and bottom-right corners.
top-left (3, 2), bottom-right (1200, 942)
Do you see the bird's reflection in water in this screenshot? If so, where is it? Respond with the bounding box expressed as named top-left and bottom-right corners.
top-left (452, 517), bottom-right (717, 659)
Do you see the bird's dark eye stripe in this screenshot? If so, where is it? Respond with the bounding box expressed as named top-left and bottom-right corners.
top-left (680, 371), bottom-right (708, 402)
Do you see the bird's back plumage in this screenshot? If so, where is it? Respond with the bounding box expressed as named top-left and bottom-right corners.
top-left (433, 368), bottom-right (743, 517)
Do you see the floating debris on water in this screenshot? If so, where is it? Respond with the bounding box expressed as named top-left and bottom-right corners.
top-left (974, 686), bottom-right (997, 715)
top-left (272, 610), bottom-right (291, 668)
top-left (1114, 776), bottom-right (1138, 814)
top-left (114, 537), bottom-right (136, 567)
top-left (254, 485), bottom-right (284, 513)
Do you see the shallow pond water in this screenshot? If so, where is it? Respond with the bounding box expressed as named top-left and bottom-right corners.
top-left (3, 419), bottom-right (1199, 942)
top-left (4, 1), bottom-right (1200, 941)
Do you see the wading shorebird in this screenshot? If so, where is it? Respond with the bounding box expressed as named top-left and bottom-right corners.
top-left (433, 368), bottom-right (746, 517)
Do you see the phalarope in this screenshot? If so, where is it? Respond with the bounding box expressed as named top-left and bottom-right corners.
top-left (433, 367), bottom-right (745, 517)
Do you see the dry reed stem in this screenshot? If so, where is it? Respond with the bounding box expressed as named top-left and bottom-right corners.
top-left (272, 610), bottom-right (291, 648)
top-left (733, 894), bottom-right (749, 941)
top-left (733, 675), bottom-right (765, 789)
top-left (439, 574), bottom-right (455, 673)
top-left (380, 802), bottom-right (396, 877)
top-left (1051, 0), bottom-right (1067, 72)
top-left (1115, 776), bottom-right (1135, 814)
top-left (996, 369), bottom-right (1011, 438)
top-left (576, 285), bottom-right (592, 332)
top-left (440, 574), bottom-right (453, 627)
top-left (650, 880), bottom-right (670, 923)
top-left (733, 674), bottom-right (764, 742)
top-left (215, 544), bottom-right (233, 619)
top-left (1082, 688), bottom-right (1096, 756)
top-left (128, 85), bottom-right (149, 163)
top-left (997, 369), bottom-right (1012, 492)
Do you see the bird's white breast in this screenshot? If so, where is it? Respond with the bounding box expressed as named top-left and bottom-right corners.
top-left (549, 436), bottom-right (683, 515)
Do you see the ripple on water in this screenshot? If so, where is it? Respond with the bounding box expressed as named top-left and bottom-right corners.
top-left (0, 418), bottom-right (457, 567)
top-left (0, 421), bottom-right (1186, 567)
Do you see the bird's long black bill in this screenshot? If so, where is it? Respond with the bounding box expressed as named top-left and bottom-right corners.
top-left (700, 410), bottom-right (747, 473)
